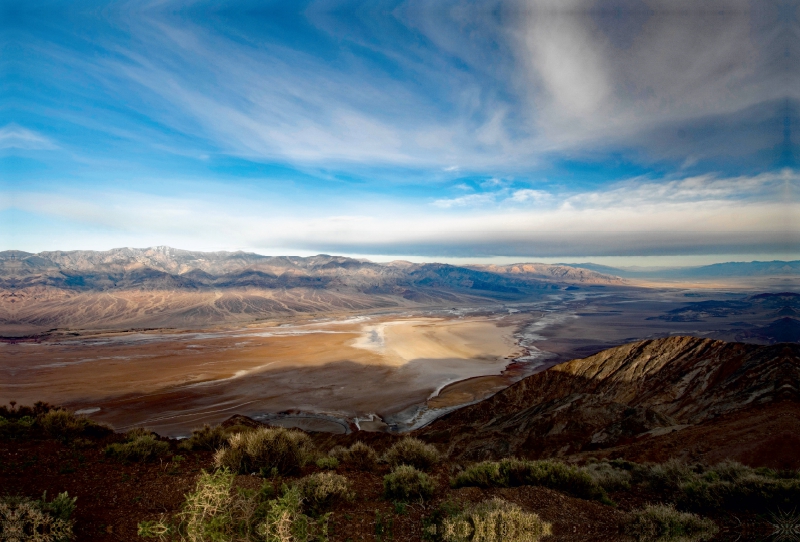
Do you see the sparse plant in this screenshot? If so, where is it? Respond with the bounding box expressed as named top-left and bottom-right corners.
top-left (316, 456), bottom-right (339, 470)
top-left (0, 492), bottom-right (76, 542)
top-left (213, 426), bottom-right (316, 476)
top-left (104, 430), bottom-right (169, 462)
top-left (296, 472), bottom-right (354, 514)
top-left (383, 465), bottom-right (437, 501)
top-left (441, 498), bottom-right (552, 542)
top-left (327, 441), bottom-right (378, 471)
top-left (383, 437), bottom-right (441, 471)
top-left (624, 503), bottom-right (718, 541)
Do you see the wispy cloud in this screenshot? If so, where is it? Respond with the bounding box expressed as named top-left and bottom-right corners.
top-left (0, 125), bottom-right (58, 150)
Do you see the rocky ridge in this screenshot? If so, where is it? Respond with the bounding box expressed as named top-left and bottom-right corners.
top-left (418, 336), bottom-right (800, 462)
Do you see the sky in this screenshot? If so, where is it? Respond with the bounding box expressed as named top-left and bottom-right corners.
top-left (1, 0), bottom-right (798, 265)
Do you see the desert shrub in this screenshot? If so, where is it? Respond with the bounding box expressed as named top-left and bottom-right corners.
top-left (178, 424), bottom-right (229, 451)
top-left (451, 458), bottom-right (609, 503)
top-left (316, 456), bottom-right (339, 470)
top-left (296, 472), bottom-right (353, 514)
top-left (0, 492), bottom-right (76, 542)
top-left (383, 437), bottom-right (441, 471)
top-left (442, 498), bottom-right (552, 542)
top-left (384, 465), bottom-right (437, 501)
top-left (584, 461), bottom-right (632, 491)
top-left (38, 409), bottom-right (90, 438)
top-left (138, 469), bottom-right (329, 541)
top-left (214, 426), bottom-right (315, 476)
top-left (327, 441), bottom-right (378, 471)
top-left (624, 504), bottom-right (717, 541)
top-left (677, 469), bottom-right (800, 513)
top-left (639, 459), bottom-right (696, 494)
top-left (104, 431), bottom-right (169, 462)
top-left (344, 441), bottom-right (379, 471)
top-left (327, 445), bottom-right (348, 461)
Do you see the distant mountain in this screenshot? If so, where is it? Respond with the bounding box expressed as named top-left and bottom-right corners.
top-left (0, 247), bottom-right (625, 333)
top-left (568, 260), bottom-right (800, 280)
top-left (419, 336), bottom-right (800, 462)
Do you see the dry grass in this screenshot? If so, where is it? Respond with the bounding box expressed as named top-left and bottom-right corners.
top-left (327, 441), bottom-right (378, 471)
top-left (214, 427), bottom-right (316, 476)
top-left (442, 498), bottom-right (552, 542)
top-left (295, 472), bottom-right (353, 514)
top-left (383, 465), bottom-right (437, 501)
top-left (383, 437), bottom-right (441, 471)
top-left (624, 504), bottom-right (718, 541)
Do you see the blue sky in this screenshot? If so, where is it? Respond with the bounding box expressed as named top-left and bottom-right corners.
top-left (1, 0), bottom-right (798, 264)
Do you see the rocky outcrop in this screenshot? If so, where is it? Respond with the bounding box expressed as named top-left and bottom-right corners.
top-left (418, 337), bottom-right (800, 460)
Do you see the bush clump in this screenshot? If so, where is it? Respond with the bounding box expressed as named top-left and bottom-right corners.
top-left (383, 437), bottom-right (441, 471)
top-left (316, 456), bottom-right (339, 470)
top-left (328, 441), bottom-right (379, 471)
top-left (214, 426), bottom-right (315, 476)
top-left (0, 492), bottom-right (76, 542)
top-left (384, 465), bottom-right (437, 501)
top-left (178, 424), bottom-right (229, 451)
top-left (441, 498), bottom-right (552, 542)
top-left (624, 503), bottom-right (718, 541)
top-left (296, 472), bottom-right (354, 514)
top-left (584, 460), bottom-right (632, 491)
top-left (451, 458), bottom-right (610, 503)
top-left (104, 428), bottom-right (169, 462)
top-left (138, 468), bottom-right (330, 541)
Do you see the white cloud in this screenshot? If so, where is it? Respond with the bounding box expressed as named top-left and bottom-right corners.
top-left (0, 125), bottom-right (59, 150)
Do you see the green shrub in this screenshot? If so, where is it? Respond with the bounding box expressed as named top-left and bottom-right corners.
top-left (258, 485), bottom-right (330, 541)
top-left (584, 461), bottom-right (632, 491)
top-left (328, 441), bottom-right (378, 471)
top-left (316, 456), bottom-right (339, 470)
top-left (296, 472), bottom-right (353, 514)
top-left (38, 409), bottom-right (91, 438)
top-left (0, 492), bottom-right (76, 542)
top-left (178, 424), bottom-right (229, 451)
top-left (384, 465), bottom-right (436, 501)
top-left (451, 458), bottom-right (609, 503)
top-left (383, 437), bottom-right (441, 471)
top-left (214, 426), bottom-right (315, 476)
top-left (442, 498), bottom-right (552, 542)
top-left (105, 431), bottom-right (169, 462)
top-left (624, 504), bottom-right (717, 541)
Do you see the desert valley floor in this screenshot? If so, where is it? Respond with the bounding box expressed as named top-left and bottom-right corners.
top-left (3, 283), bottom-right (795, 436)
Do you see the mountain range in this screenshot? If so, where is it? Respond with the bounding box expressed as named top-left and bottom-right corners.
top-left (0, 246), bottom-right (625, 333)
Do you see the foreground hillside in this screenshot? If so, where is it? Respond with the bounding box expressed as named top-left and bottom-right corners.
top-left (419, 337), bottom-right (800, 465)
top-left (0, 247), bottom-right (624, 333)
top-left (1, 337), bottom-right (797, 541)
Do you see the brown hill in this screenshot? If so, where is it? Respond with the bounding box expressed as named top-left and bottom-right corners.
top-left (418, 336), bottom-right (800, 467)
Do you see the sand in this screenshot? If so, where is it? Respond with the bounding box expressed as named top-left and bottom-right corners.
top-left (0, 315), bottom-right (519, 435)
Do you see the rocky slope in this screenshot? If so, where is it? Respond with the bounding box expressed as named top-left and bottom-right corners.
top-left (419, 336), bottom-right (800, 462)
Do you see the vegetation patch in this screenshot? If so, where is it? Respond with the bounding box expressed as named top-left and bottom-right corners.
top-left (383, 437), bottom-right (441, 471)
top-left (328, 441), bottom-right (379, 471)
top-left (104, 429), bottom-right (170, 462)
top-left (0, 491), bottom-right (76, 542)
top-left (624, 504), bottom-right (718, 541)
top-left (214, 426), bottom-right (316, 476)
top-left (451, 458), bottom-right (610, 503)
top-left (295, 472), bottom-right (354, 514)
top-left (315, 456), bottom-right (339, 470)
top-left (384, 465), bottom-right (437, 501)
top-left (138, 468), bottom-right (329, 541)
top-left (441, 498), bottom-right (552, 542)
